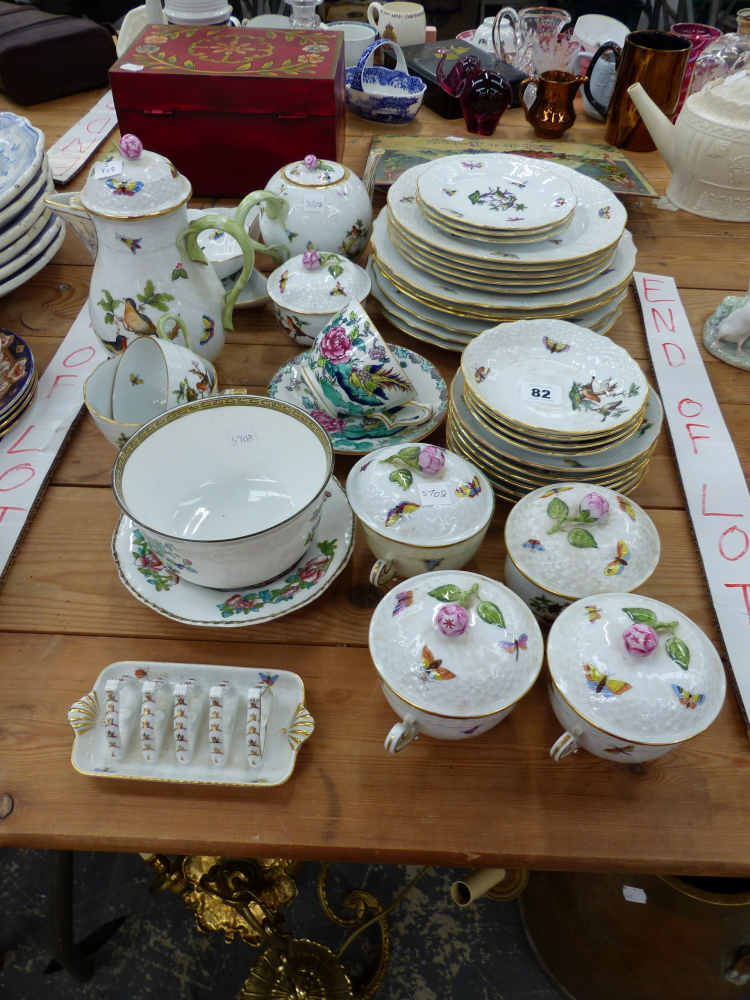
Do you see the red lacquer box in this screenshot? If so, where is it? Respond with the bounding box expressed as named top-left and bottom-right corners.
top-left (110, 25), bottom-right (345, 197)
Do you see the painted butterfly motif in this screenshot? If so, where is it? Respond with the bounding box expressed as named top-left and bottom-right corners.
top-left (424, 559), bottom-right (443, 571)
top-left (329, 281), bottom-right (347, 296)
top-left (129, 373), bottom-right (144, 386)
top-left (543, 336), bottom-right (570, 354)
top-left (563, 459), bottom-right (584, 467)
top-left (443, 188), bottom-right (457, 196)
top-left (474, 366), bottom-right (490, 383)
top-left (385, 501), bottom-right (419, 527)
top-left (541, 486), bottom-right (573, 498)
top-left (106, 178), bottom-right (144, 196)
top-left (461, 724), bottom-right (481, 734)
top-left (118, 235), bottom-right (142, 254)
top-left (500, 635), bottom-right (528, 660)
top-left (462, 161), bottom-right (483, 169)
top-left (201, 315), bottom-right (215, 345)
top-left (420, 645), bottom-right (456, 683)
top-left (585, 605), bottom-right (602, 623)
top-left (617, 495), bottom-right (637, 521)
top-left (455, 476), bottom-right (482, 499)
top-left (604, 540), bottom-right (630, 576)
top-left (522, 539), bottom-right (545, 552)
top-left (259, 672), bottom-right (279, 686)
top-left (671, 685), bottom-right (705, 709)
top-left (599, 206), bottom-right (612, 219)
top-left (605, 744), bottom-right (635, 755)
top-left (279, 270), bottom-right (289, 293)
top-left (392, 590), bottom-right (413, 616)
top-left (584, 662), bottom-right (632, 698)
top-left (360, 460), bottom-right (372, 472)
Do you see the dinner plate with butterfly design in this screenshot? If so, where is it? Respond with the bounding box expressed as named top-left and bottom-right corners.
top-left (113, 478), bottom-right (354, 627)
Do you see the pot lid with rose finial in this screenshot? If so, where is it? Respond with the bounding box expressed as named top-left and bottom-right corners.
top-left (348, 444), bottom-right (494, 547)
top-left (369, 570), bottom-right (543, 717)
top-left (547, 594), bottom-right (726, 745)
top-left (280, 154), bottom-right (348, 188)
top-left (505, 482), bottom-right (660, 599)
top-left (80, 134), bottom-right (191, 219)
top-left (267, 251), bottom-right (370, 316)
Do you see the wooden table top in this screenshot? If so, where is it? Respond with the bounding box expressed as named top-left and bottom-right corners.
top-left (1, 87), bottom-right (749, 876)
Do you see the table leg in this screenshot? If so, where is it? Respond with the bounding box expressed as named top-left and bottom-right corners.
top-left (48, 851), bottom-right (93, 983)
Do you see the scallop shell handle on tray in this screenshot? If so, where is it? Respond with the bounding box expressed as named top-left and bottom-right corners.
top-left (68, 690), bottom-right (100, 735)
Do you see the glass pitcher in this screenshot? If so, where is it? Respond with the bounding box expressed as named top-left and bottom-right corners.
top-left (492, 6), bottom-right (572, 77)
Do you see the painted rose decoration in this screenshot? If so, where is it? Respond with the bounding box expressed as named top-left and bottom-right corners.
top-left (318, 326), bottom-right (352, 363)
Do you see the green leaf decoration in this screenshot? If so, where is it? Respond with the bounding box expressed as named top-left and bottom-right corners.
top-left (477, 601), bottom-right (505, 628)
top-left (569, 382), bottom-right (582, 411)
top-left (567, 527), bottom-right (598, 548)
top-left (623, 607), bottom-right (657, 625)
top-left (389, 469), bottom-right (413, 490)
top-left (328, 263), bottom-right (344, 279)
top-left (547, 497), bottom-right (569, 520)
top-left (666, 637), bottom-right (690, 670)
top-left (428, 584), bottom-right (462, 603)
top-left (395, 445), bottom-right (421, 470)
top-left (318, 539), bottom-right (337, 558)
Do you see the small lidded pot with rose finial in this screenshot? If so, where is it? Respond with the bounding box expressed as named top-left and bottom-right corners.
top-left (261, 153), bottom-right (373, 260)
top-left (347, 444), bottom-right (494, 585)
top-left (504, 482), bottom-right (660, 626)
top-left (369, 570), bottom-right (543, 752)
top-left (546, 593), bottom-right (726, 763)
top-left (267, 250), bottom-right (371, 347)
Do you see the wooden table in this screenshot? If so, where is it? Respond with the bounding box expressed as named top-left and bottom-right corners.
top-left (1, 88), bottom-right (749, 877)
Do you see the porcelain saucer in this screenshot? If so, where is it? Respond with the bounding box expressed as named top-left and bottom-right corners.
top-left (112, 478), bottom-right (354, 627)
top-left (222, 266), bottom-right (270, 309)
top-left (268, 343), bottom-right (448, 454)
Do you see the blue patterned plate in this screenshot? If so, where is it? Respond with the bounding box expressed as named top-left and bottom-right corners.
top-left (268, 343), bottom-right (447, 454)
top-left (0, 327), bottom-right (34, 417)
top-left (0, 115), bottom-right (44, 213)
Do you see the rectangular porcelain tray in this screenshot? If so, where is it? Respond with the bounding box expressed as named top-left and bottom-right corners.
top-left (68, 661), bottom-right (314, 787)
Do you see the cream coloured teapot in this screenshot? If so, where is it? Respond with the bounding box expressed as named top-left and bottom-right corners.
top-left (628, 72), bottom-right (750, 221)
top-left (46, 136), bottom-right (288, 362)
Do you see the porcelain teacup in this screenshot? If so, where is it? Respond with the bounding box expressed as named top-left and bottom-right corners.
top-left (84, 356), bottom-right (141, 449)
top-left (301, 300), bottom-right (432, 429)
top-left (111, 326), bottom-right (217, 425)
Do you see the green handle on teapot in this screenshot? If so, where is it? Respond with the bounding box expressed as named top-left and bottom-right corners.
top-left (156, 314), bottom-right (192, 351)
top-left (235, 189), bottom-right (289, 231)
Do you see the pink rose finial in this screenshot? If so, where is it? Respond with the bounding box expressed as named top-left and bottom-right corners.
top-left (318, 326), bottom-right (352, 364)
top-left (418, 445), bottom-right (445, 475)
top-left (302, 249), bottom-right (321, 270)
top-left (303, 154), bottom-right (320, 170)
top-left (623, 623), bottom-right (659, 657)
top-left (580, 492), bottom-right (609, 521)
top-left (119, 134), bottom-right (143, 159)
top-left (436, 603), bottom-right (469, 637)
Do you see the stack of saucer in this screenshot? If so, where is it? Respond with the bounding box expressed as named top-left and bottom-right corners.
top-left (369, 153), bottom-right (635, 352)
top-left (0, 114), bottom-right (63, 299)
top-left (0, 328), bottom-right (36, 439)
top-left (446, 320), bottom-right (660, 501)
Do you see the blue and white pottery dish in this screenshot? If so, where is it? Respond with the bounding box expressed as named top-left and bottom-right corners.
top-left (0, 327), bottom-right (35, 415)
top-left (346, 38), bottom-right (425, 125)
top-left (0, 115), bottom-right (44, 213)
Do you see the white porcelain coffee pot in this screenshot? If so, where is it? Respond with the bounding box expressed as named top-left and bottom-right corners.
top-left (629, 71), bottom-right (750, 221)
top-left (46, 136), bottom-right (288, 361)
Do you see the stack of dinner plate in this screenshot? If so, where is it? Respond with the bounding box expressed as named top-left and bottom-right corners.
top-left (446, 320), bottom-right (661, 502)
top-left (368, 152), bottom-right (635, 352)
top-left (0, 327), bottom-right (36, 439)
top-left (0, 114), bottom-right (63, 300)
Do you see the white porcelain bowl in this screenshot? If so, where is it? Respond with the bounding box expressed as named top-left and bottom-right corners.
top-left (84, 356), bottom-right (141, 450)
top-left (112, 395), bottom-right (334, 589)
top-left (267, 252), bottom-right (371, 347)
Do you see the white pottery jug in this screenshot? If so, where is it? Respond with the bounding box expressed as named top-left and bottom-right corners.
top-left (45, 136), bottom-right (287, 361)
top-left (629, 71), bottom-right (750, 221)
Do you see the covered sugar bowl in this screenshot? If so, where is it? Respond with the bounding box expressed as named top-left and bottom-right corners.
top-left (261, 153), bottom-right (373, 260)
top-left (347, 444), bottom-right (494, 585)
top-left (369, 570), bottom-right (543, 752)
top-left (504, 483), bottom-right (660, 624)
top-left (546, 594), bottom-right (726, 763)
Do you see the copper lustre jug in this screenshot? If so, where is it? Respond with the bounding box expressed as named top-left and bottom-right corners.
top-left (519, 70), bottom-right (587, 138)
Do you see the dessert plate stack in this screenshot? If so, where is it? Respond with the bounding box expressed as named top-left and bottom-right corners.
top-left (0, 328), bottom-right (36, 439)
top-left (0, 114), bottom-right (62, 299)
top-left (369, 153), bottom-right (635, 352)
top-left (446, 320), bottom-right (660, 501)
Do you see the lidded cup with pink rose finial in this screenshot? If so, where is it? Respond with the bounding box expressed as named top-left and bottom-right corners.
top-left (267, 250), bottom-right (371, 347)
top-left (347, 444), bottom-right (494, 585)
top-left (369, 570), bottom-right (543, 752)
top-left (546, 593), bottom-right (726, 763)
top-left (503, 482), bottom-right (660, 625)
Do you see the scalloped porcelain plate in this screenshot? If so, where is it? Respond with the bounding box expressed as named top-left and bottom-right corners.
top-left (0, 114), bottom-right (44, 212)
top-left (268, 344), bottom-right (447, 454)
top-left (416, 154), bottom-right (576, 233)
top-left (112, 477), bottom-right (354, 627)
top-left (388, 159), bottom-right (626, 268)
top-left (370, 213), bottom-right (636, 319)
top-left (462, 319), bottom-right (646, 437)
top-left (0, 216), bottom-right (64, 299)
top-left (69, 661), bottom-right (314, 787)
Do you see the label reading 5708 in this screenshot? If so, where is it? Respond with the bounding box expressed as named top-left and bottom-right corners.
top-left (227, 425), bottom-right (258, 449)
top-left (303, 192), bottom-right (325, 213)
top-left (519, 380), bottom-right (562, 406)
top-left (417, 483), bottom-right (452, 507)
